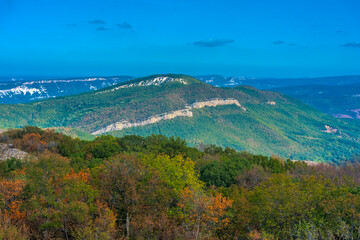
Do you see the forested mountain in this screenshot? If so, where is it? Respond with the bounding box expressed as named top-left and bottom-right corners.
top-left (1, 127), bottom-right (360, 239)
top-left (2, 74), bottom-right (360, 129)
top-left (0, 74), bottom-right (360, 162)
top-left (197, 75), bottom-right (360, 124)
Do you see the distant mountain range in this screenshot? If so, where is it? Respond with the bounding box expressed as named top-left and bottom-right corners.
top-left (0, 74), bottom-right (359, 162)
top-left (195, 75), bottom-right (360, 89)
top-left (274, 84), bottom-right (360, 120)
top-left (0, 76), bottom-right (133, 104)
top-left (1, 75), bottom-right (360, 120)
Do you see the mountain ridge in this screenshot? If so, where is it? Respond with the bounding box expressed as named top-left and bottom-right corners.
top-left (1, 74), bottom-right (359, 161)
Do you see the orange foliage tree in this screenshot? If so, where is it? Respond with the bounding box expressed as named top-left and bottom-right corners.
top-left (0, 178), bottom-right (26, 223)
top-left (23, 154), bottom-right (117, 239)
top-left (178, 187), bottom-right (233, 239)
top-left (13, 133), bottom-right (47, 152)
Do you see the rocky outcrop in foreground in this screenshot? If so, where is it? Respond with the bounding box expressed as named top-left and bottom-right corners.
top-left (0, 143), bottom-right (27, 161)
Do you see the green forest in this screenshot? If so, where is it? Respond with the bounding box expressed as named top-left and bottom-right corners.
top-left (1, 126), bottom-right (360, 239)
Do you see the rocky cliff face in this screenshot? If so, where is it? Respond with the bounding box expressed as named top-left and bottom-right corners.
top-left (92, 108), bottom-right (193, 135)
top-left (0, 143), bottom-right (27, 161)
top-left (191, 99), bottom-right (246, 111)
top-left (92, 98), bottom-right (245, 135)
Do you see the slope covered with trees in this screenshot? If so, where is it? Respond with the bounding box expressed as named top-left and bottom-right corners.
top-left (274, 83), bottom-right (360, 121)
top-left (1, 127), bottom-right (360, 239)
top-left (0, 74), bottom-right (360, 161)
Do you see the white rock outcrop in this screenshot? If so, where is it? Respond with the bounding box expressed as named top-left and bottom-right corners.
top-left (92, 98), bottom-right (245, 135)
top-left (96, 77), bottom-right (188, 95)
top-left (92, 109), bottom-right (193, 135)
top-left (23, 78), bottom-right (107, 85)
top-left (322, 125), bottom-right (338, 134)
top-left (0, 143), bottom-right (27, 161)
top-left (266, 101), bottom-right (276, 105)
top-left (191, 99), bottom-right (245, 110)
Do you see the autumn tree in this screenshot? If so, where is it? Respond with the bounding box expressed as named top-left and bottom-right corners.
top-left (178, 187), bottom-right (233, 239)
top-left (23, 153), bottom-right (116, 239)
top-left (0, 171), bottom-right (28, 240)
top-left (93, 154), bottom-right (177, 239)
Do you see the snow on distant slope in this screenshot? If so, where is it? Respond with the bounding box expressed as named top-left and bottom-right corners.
top-left (0, 76), bottom-right (133, 104)
top-left (0, 86), bottom-right (45, 98)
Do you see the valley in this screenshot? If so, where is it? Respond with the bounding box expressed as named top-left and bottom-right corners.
top-left (274, 84), bottom-right (360, 120)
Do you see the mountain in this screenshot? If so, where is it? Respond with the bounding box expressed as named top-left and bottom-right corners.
top-left (196, 75), bottom-right (360, 89)
top-left (1, 74), bottom-right (360, 162)
top-left (197, 75), bottom-right (360, 123)
top-left (273, 84), bottom-right (360, 120)
top-left (0, 76), bottom-right (133, 104)
top-left (3, 73), bottom-right (360, 126)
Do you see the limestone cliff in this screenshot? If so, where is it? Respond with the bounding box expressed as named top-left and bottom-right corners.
top-left (92, 98), bottom-right (245, 135)
top-left (191, 99), bottom-right (246, 111)
top-left (92, 109), bottom-right (193, 135)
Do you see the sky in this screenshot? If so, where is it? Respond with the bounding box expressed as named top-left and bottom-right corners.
top-left (0, 0), bottom-right (360, 78)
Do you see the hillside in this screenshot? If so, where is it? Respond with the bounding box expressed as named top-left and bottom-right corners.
top-left (274, 84), bottom-right (360, 121)
top-left (197, 75), bottom-right (360, 124)
top-left (0, 74), bottom-right (360, 162)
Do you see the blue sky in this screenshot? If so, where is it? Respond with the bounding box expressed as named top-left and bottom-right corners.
top-left (0, 0), bottom-right (359, 78)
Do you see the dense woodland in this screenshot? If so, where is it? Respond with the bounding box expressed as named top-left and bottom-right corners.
top-left (1, 126), bottom-right (360, 239)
